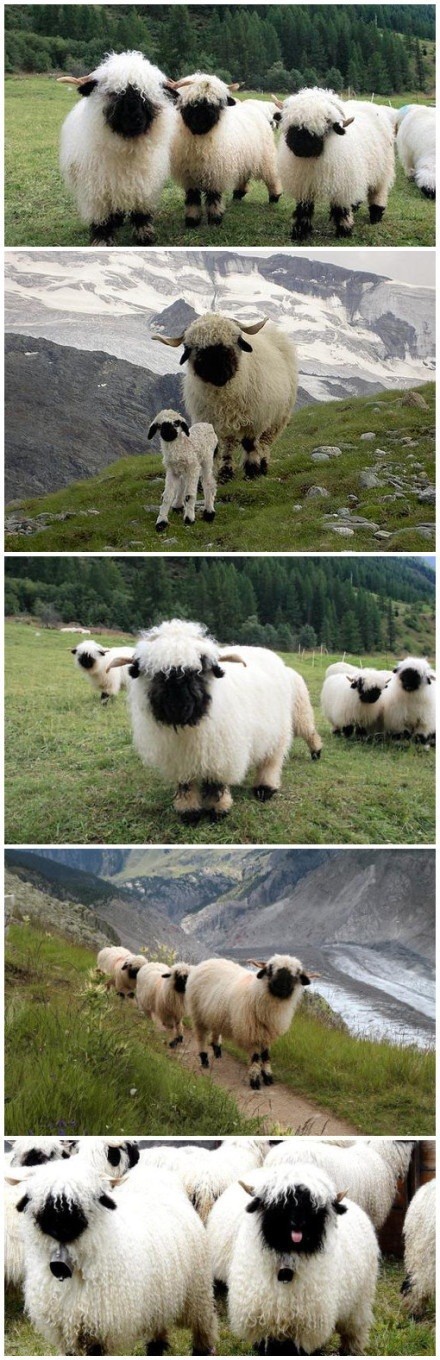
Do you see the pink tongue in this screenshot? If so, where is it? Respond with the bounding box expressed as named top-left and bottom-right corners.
top-left (291, 1231), bottom-right (303, 1244)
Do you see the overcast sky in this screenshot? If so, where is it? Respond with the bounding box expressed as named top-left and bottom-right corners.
top-left (244, 248), bottom-right (434, 287)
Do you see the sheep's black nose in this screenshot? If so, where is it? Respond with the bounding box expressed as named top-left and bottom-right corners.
top-left (161, 422), bottom-right (178, 441)
top-left (285, 126), bottom-right (324, 158)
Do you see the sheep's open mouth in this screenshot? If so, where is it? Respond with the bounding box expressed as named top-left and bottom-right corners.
top-left (285, 126), bottom-right (324, 158)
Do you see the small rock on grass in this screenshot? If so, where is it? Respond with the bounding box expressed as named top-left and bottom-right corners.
top-left (418, 487), bottom-right (435, 504)
top-left (374, 530), bottom-right (393, 540)
top-left (306, 486), bottom-right (329, 498)
top-left (329, 525), bottom-right (354, 536)
top-left (359, 471), bottom-right (383, 489)
top-left (311, 445), bottom-right (342, 457)
top-left (311, 451), bottom-right (330, 462)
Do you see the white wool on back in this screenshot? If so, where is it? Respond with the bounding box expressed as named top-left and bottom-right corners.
top-left (403, 1178), bottom-right (436, 1310)
top-left (183, 316), bottom-right (298, 444)
top-left (397, 106), bottom-right (436, 195)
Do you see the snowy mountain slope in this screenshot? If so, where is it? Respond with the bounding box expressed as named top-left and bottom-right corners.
top-left (5, 250), bottom-right (434, 405)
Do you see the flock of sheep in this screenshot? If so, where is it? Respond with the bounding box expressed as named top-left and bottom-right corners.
top-left (71, 623), bottom-right (435, 822)
top-left (97, 945), bottom-right (315, 1090)
top-left (5, 1135), bottom-right (435, 1355)
top-left (58, 51), bottom-right (435, 244)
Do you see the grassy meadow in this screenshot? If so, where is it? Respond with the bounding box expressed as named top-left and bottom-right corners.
top-left (5, 623), bottom-right (435, 846)
top-left (5, 75), bottom-right (436, 247)
top-left (5, 385), bottom-right (435, 552)
top-left (5, 1259), bottom-right (436, 1355)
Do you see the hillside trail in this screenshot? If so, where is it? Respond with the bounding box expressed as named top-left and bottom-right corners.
top-left (173, 1031), bottom-right (357, 1135)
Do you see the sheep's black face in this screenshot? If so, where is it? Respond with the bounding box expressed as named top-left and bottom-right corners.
top-left (35, 1193), bottom-right (89, 1244)
top-left (21, 1149), bottom-right (56, 1167)
top-left (149, 668), bottom-right (212, 728)
top-left (78, 652), bottom-right (96, 671)
top-left (285, 126), bottom-right (324, 158)
top-left (357, 681), bottom-right (382, 705)
top-left (174, 971), bottom-right (188, 994)
top-left (181, 100), bottom-right (222, 135)
top-left (268, 967), bottom-right (296, 1000)
top-left (105, 86), bottom-right (157, 139)
top-left (193, 344), bottom-right (238, 387)
top-left (399, 668), bottom-right (421, 693)
top-left (248, 1186), bottom-right (345, 1264)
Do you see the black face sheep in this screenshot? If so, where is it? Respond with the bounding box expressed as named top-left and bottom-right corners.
top-left (396, 105), bottom-right (436, 199)
top-left (5, 1141), bottom-right (75, 1290)
top-left (142, 1138), bottom-right (270, 1224)
top-left (320, 668), bottom-right (392, 737)
top-left (275, 87), bottom-right (395, 240)
top-left (153, 314), bottom-right (298, 481)
top-left (381, 656), bottom-right (436, 743)
top-left (11, 1157), bottom-right (217, 1356)
top-left (96, 945), bottom-right (132, 983)
top-left (265, 1137), bottom-right (415, 1229)
top-left (227, 1163), bottom-right (379, 1355)
top-left (147, 408), bottom-right (218, 530)
top-left (107, 619), bottom-right (322, 822)
top-left (401, 1177), bottom-right (436, 1317)
top-left (58, 51), bottom-right (176, 245)
top-left (134, 960), bottom-right (192, 1046)
top-left (72, 640), bottom-right (134, 703)
top-left (186, 954), bottom-right (316, 1089)
top-left (168, 72), bottom-right (282, 227)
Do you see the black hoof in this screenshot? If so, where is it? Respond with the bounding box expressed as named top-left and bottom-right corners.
top-left (180, 809), bottom-right (203, 825)
top-left (421, 186), bottom-right (435, 199)
top-left (218, 464), bottom-right (234, 483)
top-left (262, 1071), bottom-right (274, 1085)
top-left (203, 510), bottom-right (216, 522)
top-left (209, 807), bottom-right (229, 822)
top-left (244, 461), bottom-right (262, 479)
top-left (185, 217), bottom-right (201, 229)
top-left (200, 1051), bottom-right (210, 1070)
top-left (183, 515), bottom-right (194, 526)
top-left (342, 725), bottom-right (354, 738)
top-left (212, 1042), bottom-right (222, 1059)
top-left (369, 204), bottom-right (385, 224)
top-left (156, 521), bottom-right (167, 533)
top-left (260, 457), bottom-right (268, 475)
top-left (291, 224), bottom-right (313, 241)
top-left (335, 223), bottom-right (353, 237)
top-left (415, 734), bottom-right (429, 744)
top-left (311, 749), bottom-right (321, 760)
top-left (233, 188), bottom-right (247, 200)
top-left (207, 215), bottom-right (223, 226)
top-left (269, 193), bottom-right (281, 203)
top-left (250, 1076), bottom-right (261, 1090)
top-left (254, 784), bottom-right (277, 802)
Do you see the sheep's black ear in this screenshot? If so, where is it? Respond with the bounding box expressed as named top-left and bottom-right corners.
top-left (238, 336), bottom-right (253, 352)
top-left (333, 1198), bottom-right (348, 1215)
top-left (71, 647), bottom-right (77, 654)
top-left (180, 346), bottom-right (191, 365)
top-left (178, 420), bottom-right (190, 437)
top-left (99, 1193), bottom-right (117, 1210)
top-left (300, 971), bottom-right (311, 986)
top-left (246, 1196), bottom-right (262, 1213)
top-left (107, 1147), bottom-right (121, 1167)
top-left (16, 1194), bottom-right (30, 1213)
top-left (227, 94), bottom-right (237, 106)
top-left (129, 660), bottom-right (140, 679)
top-left (148, 422), bottom-right (159, 440)
top-left (332, 121), bottom-right (346, 135)
top-left (212, 663), bottom-right (225, 678)
top-left (426, 677), bottom-right (431, 685)
top-left (78, 78), bottom-right (98, 97)
top-left (162, 83), bottom-right (179, 102)
top-left (98, 648), bottom-right (107, 657)
top-left (392, 666), bottom-right (398, 673)
top-left (273, 110), bottom-right (282, 124)
top-left (256, 967), bottom-right (267, 979)
top-left (350, 678), bottom-right (359, 689)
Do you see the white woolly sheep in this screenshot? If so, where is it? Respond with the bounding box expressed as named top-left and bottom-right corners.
top-left (76, 1137), bottom-right (140, 1177)
top-left (275, 87), bottom-right (395, 240)
top-left (168, 73), bottom-right (282, 227)
top-left (402, 1178), bottom-right (435, 1316)
top-left (108, 619), bottom-right (322, 822)
top-left (396, 105), bottom-right (436, 199)
top-left (5, 1142), bottom-right (74, 1290)
top-left (144, 1138), bottom-right (269, 1223)
top-left (14, 1157), bottom-right (217, 1355)
top-left (325, 661), bottom-right (360, 678)
top-left (186, 954), bottom-right (314, 1089)
top-left (7, 1138), bottom-right (73, 1168)
top-left (153, 314), bottom-right (298, 481)
top-left (96, 945), bottom-right (132, 977)
top-left (226, 1163), bottom-right (379, 1355)
top-left (134, 960), bottom-right (192, 1046)
top-left (242, 99), bottom-right (282, 131)
top-left (265, 1137), bottom-right (415, 1229)
top-left (72, 640), bottom-right (134, 704)
top-left (320, 668), bottom-right (392, 737)
top-left (58, 50), bottom-right (176, 245)
top-left (381, 656), bottom-right (436, 744)
top-left (147, 409), bottom-right (218, 531)
top-left (113, 953), bottom-right (148, 998)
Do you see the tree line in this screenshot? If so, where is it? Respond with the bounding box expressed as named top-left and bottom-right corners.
top-left (5, 4), bottom-right (434, 94)
top-left (5, 557), bottom-right (434, 656)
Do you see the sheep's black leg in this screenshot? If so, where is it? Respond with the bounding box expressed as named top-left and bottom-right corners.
top-left (185, 188), bottom-right (202, 227)
top-left (89, 212), bottom-right (124, 246)
top-left (202, 781), bottom-right (233, 818)
top-left (421, 185), bottom-right (435, 200)
top-left (131, 211), bottom-right (155, 244)
top-left (233, 181), bottom-right (249, 200)
top-left (291, 200), bottom-right (314, 240)
top-left (242, 436), bottom-right (264, 479)
top-left (86, 1346), bottom-right (104, 1356)
top-left (205, 190), bottom-right (224, 225)
top-left (199, 1050), bottom-right (210, 1069)
top-left (211, 1041), bottom-right (222, 1058)
top-left (100, 691), bottom-right (110, 704)
top-left (329, 204), bottom-right (354, 237)
top-left (342, 724), bottom-right (354, 737)
top-left (260, 1046), bottom-right (274, 1085)
top-left (249, 1053), bottom-right (261, 1089)
top-left (146, 1334), bottom-right (170, 1355)
top-left (369, 203), bottom-right (385, 224)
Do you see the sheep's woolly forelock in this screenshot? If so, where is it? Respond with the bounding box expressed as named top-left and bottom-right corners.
top-left (135, 619), bottom-right (221, 677)
top-left (176, 73), bottom-right (232, 109)
top-left (9, 1138), bottom-right (71, 1167)
top-left (243, 1162), bottom-right (340, 1217)
top-left (87, 50), bottom-right (170, 102)
top-left (74, 639), bottom-right (107, 666)
top-left (184, 314), bottom-right (246, 351)
top-left (394, 656), bottom-right (434, 684)
top-left (15, 1156), bottom-right (109, 1222)
top-left (152, 408), bottom-right (189, 427)
top-left (281, 87), bottom-right (348, 137)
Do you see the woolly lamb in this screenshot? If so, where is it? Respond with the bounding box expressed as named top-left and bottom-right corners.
top-left (135, 960), bottom-right (192, 1046)
top-left (227, 1163), bottom-right (379, 1354)
top-left (147, 409), bottom-right (218, 531)
top-left (186, 955), bottom-right (314, 1088)
top-left (5, 1143), bottom-right (74, 1290)
top-left (72, 640), bottom-right (134, 703)
top-left (396, 105), bottom-right (436, 199)
top-left (275, 87), bottom-right (395, 239)
top-left (113, 953), bottom-right (148, 998)
top-left (265, 1137), bottom-right (415, 1229)
top-left (242, 99), bottom-right (282, 131)
top-left (381, 656), bottom-right (436, 743)
top-left (58, 50), bottom-right (176, 245)
top-left (320, 668), bottom-right (391, 737)
top-left (7, 1138), bottom-right (72, 1168)
top-left (168, 73), bottom-right (282, 227)
top-left (153, 314), bottom-right (297, 480)
top-left (402, 1178), bottom-right (435, 1316)
top-left (77, 1137), bottom-right (140, 1177)
top-left (14, 1158), bottom-right (217, 1355)
top-left (108, 619), bottom-right (322, 822)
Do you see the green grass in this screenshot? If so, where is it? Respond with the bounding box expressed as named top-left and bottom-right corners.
top-left (4, 1260), bottom-right (435, 1355)
top-left (5, 76), bottom-right (436, 246)
top-left (5, 923), bottom-right (258, 1136)
top-left (5, 623), bottom-right (435, 845)
top-left (5, 385), bottom-right (435, 552)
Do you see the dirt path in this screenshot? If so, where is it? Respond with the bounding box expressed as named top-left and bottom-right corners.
top-left (174, 1033), bottom-right (358, 1135)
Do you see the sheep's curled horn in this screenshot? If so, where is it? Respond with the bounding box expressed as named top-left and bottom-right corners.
top-left (106, 651), bottom-right (247, 673)
top-left (152, 317), bottom-right (269, 348)
top-left (246, 959), bottom-right (321, 977)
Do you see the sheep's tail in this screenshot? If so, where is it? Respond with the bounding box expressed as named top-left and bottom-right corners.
top-left (291, 672), bottom-right (323, 760)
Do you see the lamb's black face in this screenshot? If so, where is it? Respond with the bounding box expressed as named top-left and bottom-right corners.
top-left (356, 680), bottom-right (382, 705)
top-left (181, 99), bottom-right (223, 135)
top-left (174, 971), bottom-right (188, 994)
top-left (77, 652), bottom-right (96, 671)
top-left (193, 343), bottom-right (239, 387)
top-left (285, 125), bottom-right (324, 158)
top-left (149, 667), bottom-right (212, 728)
top-left (107, 1141), bottom-right (139, 1169)
top-left (398, 668), bottom-right (421, 693)
top-left (248, 1185), bottom-right (345, 1261)
top-left (105, 85), bottom-right (157, 139)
